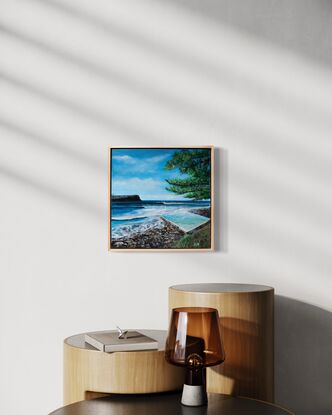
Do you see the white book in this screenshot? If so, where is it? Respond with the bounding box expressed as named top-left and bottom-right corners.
top-left (84, 330), bottom-right (159, 352)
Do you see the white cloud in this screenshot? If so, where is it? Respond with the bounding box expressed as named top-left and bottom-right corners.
top-left (146, 155), bottom-right (169, 163)
top-left (112, 154), bottom-right (169, 172)
top-left (112, 155), bottom-right (135, 163)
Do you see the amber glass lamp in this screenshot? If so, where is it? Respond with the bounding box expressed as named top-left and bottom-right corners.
top-left (165, 307), bottom-right (225, 406)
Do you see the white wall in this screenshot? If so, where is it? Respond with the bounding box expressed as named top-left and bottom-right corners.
top-left (0, 1), bottom-right (331, 414)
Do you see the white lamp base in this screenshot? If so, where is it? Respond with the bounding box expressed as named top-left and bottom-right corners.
top-left (181, 384), bottom-right (207, 406)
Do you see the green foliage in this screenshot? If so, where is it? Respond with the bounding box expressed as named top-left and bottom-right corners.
top-left (176, 224), bottom-right (211, 249)
top-left (164, 149), bottom-right (211, 200)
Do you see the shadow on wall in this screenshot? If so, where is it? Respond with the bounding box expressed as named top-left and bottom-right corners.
top-left (275, 295), bottom-right (332, 415)
top-left (214, 147), bottom-right (228, 253)
top-left (161, 0), bottom-right (332, 67)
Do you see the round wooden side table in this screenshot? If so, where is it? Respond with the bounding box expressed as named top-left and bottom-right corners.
top-left (169, 283), bottom-right (274, 401)
top-left (50, 392), bottom-right (294, 415)
top-left (63, 330), bottom-right (185, 405)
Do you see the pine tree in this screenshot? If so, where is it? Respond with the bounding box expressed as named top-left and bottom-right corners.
top-left (164, 149), bottom-right (211, 200)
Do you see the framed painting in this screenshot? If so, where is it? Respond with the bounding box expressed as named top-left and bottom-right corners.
top-left (108, 146), bottom-right (214, 251)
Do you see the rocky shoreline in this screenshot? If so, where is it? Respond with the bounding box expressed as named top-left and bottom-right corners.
top-left (111, 207), bottom-right (211, 249)
top-left (111, 220), bottom-right (184, 249)
top-left (190, 207), bottom-right (211, 218)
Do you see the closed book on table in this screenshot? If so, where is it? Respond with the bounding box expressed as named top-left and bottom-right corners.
top-left (84, 330), bottom-right (158, 352)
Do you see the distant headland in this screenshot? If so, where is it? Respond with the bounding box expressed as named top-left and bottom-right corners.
top-left (112, 195), bottom-right (142, 202)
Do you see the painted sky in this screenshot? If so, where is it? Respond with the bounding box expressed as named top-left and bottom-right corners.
top-left (111, 148), bottom-right (187, 200)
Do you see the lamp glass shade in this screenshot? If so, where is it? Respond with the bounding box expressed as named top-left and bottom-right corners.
top-left (165, 307), bottom-right (225, 368)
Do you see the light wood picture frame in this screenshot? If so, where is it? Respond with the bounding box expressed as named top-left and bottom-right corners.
top-left (108, 146), bottom-right (214, 251)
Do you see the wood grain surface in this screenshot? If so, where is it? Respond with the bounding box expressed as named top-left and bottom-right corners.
top-left (63, 330), bottom-right (185, 405)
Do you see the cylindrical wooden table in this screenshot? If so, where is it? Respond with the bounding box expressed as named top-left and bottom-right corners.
top-left (169, 284), bottom-right (274, 402)
top-left (50, 392), bottom-right (293, 415)
top-left (63, 330), bottom-right (185, 405)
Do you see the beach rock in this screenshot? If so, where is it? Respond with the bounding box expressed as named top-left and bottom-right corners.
top-left (190, 208), bottom-right (211, 218)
